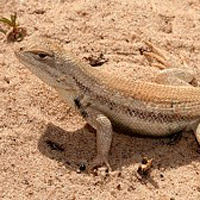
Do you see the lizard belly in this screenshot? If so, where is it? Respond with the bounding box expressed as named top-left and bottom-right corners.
top-left (112, 115), bottom-right (187, 136)
top-left (97, 106), bottom-right (188, 137)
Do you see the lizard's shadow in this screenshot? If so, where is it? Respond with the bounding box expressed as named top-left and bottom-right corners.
top-left (38, 122), bottom-right (200, 172)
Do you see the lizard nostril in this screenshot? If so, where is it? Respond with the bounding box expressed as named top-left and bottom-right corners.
top-left (19, 47), bottom-right (24, 51)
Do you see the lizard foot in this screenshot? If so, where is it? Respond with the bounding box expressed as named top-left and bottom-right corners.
top-left (88, 155), bottom-right (112, 173)
top-left (142, 40), bottom-right (172, 69)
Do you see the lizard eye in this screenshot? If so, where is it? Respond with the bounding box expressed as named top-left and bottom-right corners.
top-left (29, 50), bottom-right (53, 59)
top-left (38, 53), bottom-right (47, 58)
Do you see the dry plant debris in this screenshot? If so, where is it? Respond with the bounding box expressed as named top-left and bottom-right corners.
top-left (137, 157), bottom-right (154, 176)
top-left (0, 12), bottom-right (26, 42)
top-left (83, 53), bottom-right (108, 67)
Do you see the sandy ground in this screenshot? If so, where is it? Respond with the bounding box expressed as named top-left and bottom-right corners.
top-left (1, 0), bottom-right (200, 199)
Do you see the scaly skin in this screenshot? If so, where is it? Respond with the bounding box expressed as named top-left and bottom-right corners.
top-left (13, 37), bottom-right (200, 170)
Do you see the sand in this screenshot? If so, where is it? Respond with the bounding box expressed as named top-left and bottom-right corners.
top-left (1, 0), bottom-right (200, 199)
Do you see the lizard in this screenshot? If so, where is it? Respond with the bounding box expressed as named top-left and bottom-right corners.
top-left (13, 37), bottom-right (200, 171)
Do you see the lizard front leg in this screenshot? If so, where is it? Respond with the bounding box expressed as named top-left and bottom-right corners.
top-left (74, 96), bottom-right (113, 171)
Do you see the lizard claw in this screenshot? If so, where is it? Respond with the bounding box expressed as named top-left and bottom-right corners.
top-left (88, 155), bottom-right (112, 173)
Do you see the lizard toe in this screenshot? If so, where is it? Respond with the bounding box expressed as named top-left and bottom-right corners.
top-left (88, 155), bottom-right (112, 173)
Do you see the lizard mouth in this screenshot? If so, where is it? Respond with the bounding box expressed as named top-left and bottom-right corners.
top-left (14, 49), bottom-right (21, 60)
top-left (14, 49), bottom-right (31, 68)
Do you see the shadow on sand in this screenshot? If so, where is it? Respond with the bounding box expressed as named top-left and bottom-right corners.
top-left (38, 122), bottom-right (200, 174)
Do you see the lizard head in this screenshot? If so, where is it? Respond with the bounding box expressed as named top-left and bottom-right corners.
top-left (13, 36), bottom-right (77, 91)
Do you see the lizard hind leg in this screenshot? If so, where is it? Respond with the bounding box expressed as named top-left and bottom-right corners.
top-left (143, 41), bottom-right (197, 87)
top-left (155, 68), bottom-right (197, 87)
